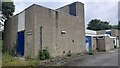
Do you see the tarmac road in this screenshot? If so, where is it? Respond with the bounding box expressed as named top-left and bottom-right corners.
top-left (64, 49), bottom-right (118, 66)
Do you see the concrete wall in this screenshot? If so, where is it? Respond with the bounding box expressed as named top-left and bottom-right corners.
top-left (105, 37), bottom-right (114, 51)
top-left (96, 36), bottom-right (114, 51)
top-left (97, 29), bottom-right (119, 37)
top-left (93, 37), bottom-right (97, 51)
top-left (33, 3), bottom-right (86, 58)
top-left (4, 2), bottom-right (86, 58)
top-left (97, 37), bottom-right (105, 51)
top-left (4, 5), bottom-right (36, 58)
top-left (56, 5), bottom-right (69, 14)
top-left (56, 11), bottom-right (86, 56)
top-left (33, 5), bottom-right (56, 58)
top-left (3, 15), bottom-right (18, 51)
top-left (24, 5), bottom-right (36, 58)
top-left (56, 2), bottom-right (85, 31)
top-left (111, 29), bottom-right (119, 37)
top-left (57, 2), bottom-right (84, 17)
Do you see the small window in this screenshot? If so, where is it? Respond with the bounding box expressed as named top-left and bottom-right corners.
top-left (98, 37), bottom-right (103, 38)
top-left (97, 36), bottom-right (104, 39)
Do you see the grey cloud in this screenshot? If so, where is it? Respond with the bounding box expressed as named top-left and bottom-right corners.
top-left (84, 2), bottom-right (118, 28)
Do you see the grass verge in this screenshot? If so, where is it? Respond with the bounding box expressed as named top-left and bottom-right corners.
top-left (0, 40), bottom-right (2, 67)
top-left (2, 53), bottom-right (40, 66)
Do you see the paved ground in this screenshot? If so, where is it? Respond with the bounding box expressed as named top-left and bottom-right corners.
top-left (64, 49), bottom-right (118, 66)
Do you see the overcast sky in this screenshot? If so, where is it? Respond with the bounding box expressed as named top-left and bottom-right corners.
top-left (13, 0), bottom-right (119, 28)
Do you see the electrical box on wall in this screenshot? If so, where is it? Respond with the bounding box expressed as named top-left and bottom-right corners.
top-left (61, 31), bottom-right (66, 34)
top-left (27, 30), bottom-right (32, 35)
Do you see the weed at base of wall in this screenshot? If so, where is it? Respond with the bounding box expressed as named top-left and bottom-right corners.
top-left (88, 49), bottom-right (94, 55)
top-left (38, 49), bottom-right (50, 60)
top-left (67, 51), bottom-right (72, 57)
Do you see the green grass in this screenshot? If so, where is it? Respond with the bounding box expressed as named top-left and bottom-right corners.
top-left (2, 53), bottom-right (40, 66)
top-left (1, 40), bottom-right (41, 66)
top-left (3, 53), bottom-right (26, 66)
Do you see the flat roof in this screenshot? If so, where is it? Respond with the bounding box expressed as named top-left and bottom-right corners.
top-left (86, 34), bottom-right (116, 39)
top-left (85, 29), bottom-right (97, 34)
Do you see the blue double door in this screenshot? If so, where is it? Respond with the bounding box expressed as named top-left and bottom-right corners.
top-left (86, 36), bottom-right (92, 50)
top-left (17, 31), bottom-right (24, 56)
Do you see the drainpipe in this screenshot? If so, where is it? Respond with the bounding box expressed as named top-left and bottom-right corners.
top-left (40, 26), bottom-right (43, 50)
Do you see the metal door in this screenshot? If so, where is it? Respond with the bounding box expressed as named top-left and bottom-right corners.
top-left (17, 31), bottom-right (24, 56)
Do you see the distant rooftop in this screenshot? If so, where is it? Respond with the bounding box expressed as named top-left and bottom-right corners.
top-left (85, 29), bottom-right (97, 35)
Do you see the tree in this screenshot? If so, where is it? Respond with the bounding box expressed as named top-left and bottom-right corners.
top-left (2, 2), bottom-right (15, 19)
top-left (87, 19), bottom-right (111, 31)
top-left (118, 21), bottom-right (120, 30)
top-left (111, 25), bottom-right (118, 29)
top-left (0, 1), bottom-right (15, 26)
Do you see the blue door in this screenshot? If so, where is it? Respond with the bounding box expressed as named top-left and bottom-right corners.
top-left (17, 31), bottom-right (24, 56)
top-left (86, 36), bottom-right (92, 50)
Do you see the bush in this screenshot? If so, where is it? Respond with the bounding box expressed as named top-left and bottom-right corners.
top-left (89, 49), bottom-right (94, 55)
top-left (39, 50), bottom-right (46, 60)
top-left (38, 49), bottom-right (50, 60)
top-left (67, 51), bottom-right (71, 57)
top-left (43, 49), bottom-right (50, 59)
top-left (114, 45), bottom-right (117, 49)
top-left (77, 52), bottom-right (83, 56)
top-left (25, 56), bottom-right (31, 61)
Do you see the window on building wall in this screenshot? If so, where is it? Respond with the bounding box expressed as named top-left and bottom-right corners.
top-left (97, 36), bottom-right (104, 39)
top-left (106, 31), bottom-right (111, 36)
